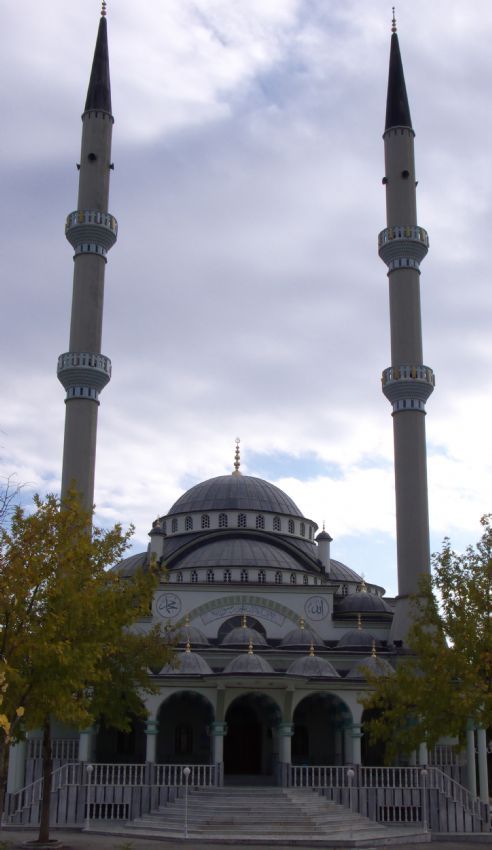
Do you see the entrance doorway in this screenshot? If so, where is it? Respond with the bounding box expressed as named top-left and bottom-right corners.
top-left (224, 692), bottom-right (281, 782)
top-left (292, 693), bottom-right (352, 765)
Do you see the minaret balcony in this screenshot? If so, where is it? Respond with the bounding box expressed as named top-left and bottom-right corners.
top-left (57, 352), bottom-right (112, 401)
top-left (382, 364), bottom-right (435, 412)
top-left (378, 225), bottom-right (429, 270)
top-left (65, 210), bottom-right (118, 257)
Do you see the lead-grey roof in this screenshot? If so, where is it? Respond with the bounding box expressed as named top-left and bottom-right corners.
top-left (175, 539), bottom-right (306, 571)
top-left (287, 655), bottom-right (340, 678)
top-left (223, 651), bottom-right (274, 675)
top-left (167, 475), bottom-right (303, 517)
top-left (336, 592), bottom-right (393, 614)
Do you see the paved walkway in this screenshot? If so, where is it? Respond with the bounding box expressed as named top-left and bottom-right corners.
top-left (0, 827), bottom-right (490, 850)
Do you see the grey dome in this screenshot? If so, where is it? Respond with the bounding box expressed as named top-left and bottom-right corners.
top-left (346, 654), bottom-right (394, 680)
top-left (223, 651), bottom-right (274, 675)
top-left (338, 629), bottom-right (379, 650)
top-left (287, 654), bottom-right (340, 678)
top-left (329, 559), bottom-right (363, 582)
top-left (112, 551), bottom-right (146, 577)
top-left (221, 626), bottom-right (268, 647)
top-left (337, 592), bottom-right (392, 614)
top-left (168, 475), bottom-right (302, 517)
top-left (280, 624), bottom-right (324, 649)
top-left (161, 649), bottom-right (212, 675)
top-left (176, 539), bottom-right (304, 571)
top-left (177, 623), bottom-right (210, 647)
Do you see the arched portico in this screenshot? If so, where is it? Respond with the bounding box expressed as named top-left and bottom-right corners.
top-left (292, 693), bottom-right (352, 766)
top-left (156, 691), bottom-right (214, 764)
top-left (223, 692), bottom-right (282, 782)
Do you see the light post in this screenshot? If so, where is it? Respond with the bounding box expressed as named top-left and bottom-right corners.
top-left (346, 767), bottom-right (355, 842)
top-left (85, 763), bottom-right (94, 831)
top-left (420, 768), bottom-right (428, 832)
top-left (183, 765), bottom-right (191, 839)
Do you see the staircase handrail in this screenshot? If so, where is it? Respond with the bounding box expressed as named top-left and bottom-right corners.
top-left (427, 766), bottom-right (488, 820)
top-left (6, 761), bottom-right (81, 821)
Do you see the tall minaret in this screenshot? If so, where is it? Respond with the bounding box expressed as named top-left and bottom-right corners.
top-left (378, 13), bottom-right (435, 643)
top-left (57, 2), bottom-right (117, 510)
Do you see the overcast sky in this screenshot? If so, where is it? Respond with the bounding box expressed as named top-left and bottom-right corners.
top-left (1, 0), bottom-right (492, 595)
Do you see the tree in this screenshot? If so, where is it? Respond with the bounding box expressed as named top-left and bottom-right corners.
top-left (0, 491), bottom-right (174, 842)
top-left (362, 515), bottom-right (492, 762)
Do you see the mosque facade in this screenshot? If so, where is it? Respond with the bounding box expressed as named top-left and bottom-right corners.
top-left (5, 4), bottom-right (490, 836)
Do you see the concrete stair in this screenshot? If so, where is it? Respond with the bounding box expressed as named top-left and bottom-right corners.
top-left (119, 785), bottom-right (430, 845)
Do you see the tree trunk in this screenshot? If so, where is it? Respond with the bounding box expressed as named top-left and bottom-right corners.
top-left (37, 716), bottom-right (52, 843)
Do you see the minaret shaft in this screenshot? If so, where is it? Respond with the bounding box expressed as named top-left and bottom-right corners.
top-left (379, 28), bottom-right (435, 643)
top-left (58, 14), bottom-right (116, 511)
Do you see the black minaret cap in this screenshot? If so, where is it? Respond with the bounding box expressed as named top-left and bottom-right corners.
top-left (84, 11), bottom-right (112, 114)
top-left (384, 14), bottom-right (412, 131)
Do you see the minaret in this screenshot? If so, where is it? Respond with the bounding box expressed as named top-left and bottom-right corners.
top-left (378, 12), bottom-right (435, 643)
top-left (57, 2), bottom-right (117, 510)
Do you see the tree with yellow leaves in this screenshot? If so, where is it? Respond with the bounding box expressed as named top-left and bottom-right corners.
top-left (362, 515), bottom-right (492, 763)
top-left (0, 490), bottom-right (174, 842)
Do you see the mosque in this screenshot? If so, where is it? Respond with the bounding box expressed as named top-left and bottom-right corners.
top-left (5, 3), bottom-right (490, 838)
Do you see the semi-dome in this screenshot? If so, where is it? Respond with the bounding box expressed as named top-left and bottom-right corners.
top-left (221, 623), bottom-right (268, 647)
top-left (336, 591), bottom-right (392, 614)
top-left (177, 619), bottom-right (210, 647)
top-left (160, 646), bottom-right (212, 675)
top-left (346, 653), bottom-right (394, 680)
top-left (287, 653), bottom-right (340, 678)
top-left (280, 621), bottom-right (324, 649)
top-left (223, 647), bottom-right (274, 675)
top-left (168, 474), bottom-right (302, 517)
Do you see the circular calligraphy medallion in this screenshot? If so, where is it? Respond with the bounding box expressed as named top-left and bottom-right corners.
top-left (155, 592), bottom-right (182, 619)
top-left (304, 595), bottom-right (329, 621)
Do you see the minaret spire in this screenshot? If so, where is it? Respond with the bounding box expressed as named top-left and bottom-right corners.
top-left (57, 9), bottom-right (117, 509)
top-left (379, 21), bottom-right (434, 643)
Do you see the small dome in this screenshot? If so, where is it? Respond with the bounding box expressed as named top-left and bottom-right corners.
top-left (177, 621), bottom-right (210, 648)
top-left (287, 654), bottom-right (340, 678)
top-left (338, 628), bottom-right (379, 650)
top-left (336, 584), bottom-right (392, 614)
top-left (346, 654), bottom-right (394, 680)
top-left (160, 646), bottom-right (212, 675)
top-left (280, 620), bottom-right (323, 649)
top-left (223, 649), bottom-right (274, 675)
top-left (167, 474), bottom-right (302, 517)
top-left (222, 624), bottom-right (268, 647)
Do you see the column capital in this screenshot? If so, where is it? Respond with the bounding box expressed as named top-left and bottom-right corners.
top-left (145, 719), bottom-right (159, 736)
top-left (210, 722), bottom-right (228, 737)
top-left (277, 722), bottom-right (294, 737)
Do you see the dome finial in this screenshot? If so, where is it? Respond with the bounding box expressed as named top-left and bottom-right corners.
top-left (299, 618), bottom-right (305, 630)
top-left (185, 640), bottom-right (192, 654)
top-left (248, 639), bottom-right (254, 656)
top-left (371, 639), bottom-right (377, 657)
top-left (391, 7), bottom-right (396, 34)
top-left (232, 437), bottom-right (241, 476)
top-left (357, 613), bottom-right (362, 631)
top-left (360, 577), bottom-right (367, 593)
top-left (241, 614), bottom-right (247, 629)
top-left (309, 642), bottom-right (315, 657)
top-left (101, 0), bottom-right (107, 17)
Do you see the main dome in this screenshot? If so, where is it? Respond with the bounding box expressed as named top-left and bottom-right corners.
top-left (168, 475), bottom-right (302, 517)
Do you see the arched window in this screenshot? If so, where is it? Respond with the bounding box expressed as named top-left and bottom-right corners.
top-left (201, 514), bottom-right (210, 529)
top-left (300, 522), bottom-right (305, 537)
top-left (308, 526), bottom-right (312, 539)
top-left (288, 519), bottom-right (295, 534)
top-left (177, 572), bottom-right (183, 583)
top-left (206, 569), bottom-right (214, 583)
top-left (256, 514), bottom-right (265, 530)
top-left (185, 515), bottom-right (193, 531)
top-left (342, 584), bottom-right (348, 596)
top-left (191, 570), bottom-right (198, 584)
top-left (273, 516), bottom-right (281, 531)
top-left (258, 570), bottom-right (266, 584)
top-left (219, 513), bottom-right (228, 528)
top-left (240, 569), bottom-right (249, 583)
top-left (162, 520), bottom-right (167, 533)
top-left (171, 518), bottom-right (178, 533)
top-left (290, 573), bottom-right (297, 585)
top-left (238, 513), bottom-right (247, 528)
top-left (303, 574), bottom-right (308, 585)
top-left (275, 571), bottom-right (282, 584)
top-left (223, 569), bottom-right (232, 583)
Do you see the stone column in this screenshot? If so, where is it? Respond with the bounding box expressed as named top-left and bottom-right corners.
top-left (6, 740), bottom-right (27, 793)
top-left (210, 722), bottom-right (227, 786)
top-left (145, 719), bottom-right (159, 764)
top-left (476, 727), bottom-right (489, 805)
top-left (418, 741), bottom-right (428, 766)
top-left (350, 723), bottom-right (362, 766)
top-left (78, 727), bottom-right (96, 762)
top-left (466, 721), bottom-right (476, 796)
top-left (277, 723), bottom-right (294, 786)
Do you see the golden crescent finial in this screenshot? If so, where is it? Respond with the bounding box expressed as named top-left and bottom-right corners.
top-left (248, 639), bottom-right (254, 655)
top-left (391, 7), bottom-right (397, 34)
top-left (299, 618), bottom-right (305, 630)
top-left (185, 640), bottom-right (191, 654)
top-left (232, 437), bottom-right (241, 476)
top-left (242, 614), bottom-right (247, 629)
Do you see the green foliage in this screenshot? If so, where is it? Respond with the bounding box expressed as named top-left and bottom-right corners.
top-left (0, 490), bottom-right (174, 737)
top-left (362, 515), bottom-right (492, 761)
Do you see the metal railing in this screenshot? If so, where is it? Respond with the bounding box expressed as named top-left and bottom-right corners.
top-left (152, 763), bottom-right (216, 786)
